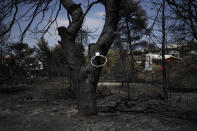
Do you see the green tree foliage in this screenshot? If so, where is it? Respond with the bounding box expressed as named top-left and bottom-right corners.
top-left (119, 0), bottom-right (147, 41)
top-left (10, 43), bottom-right (35, 59)
top-left (115, 0), bottom-right (147, 82)
top-left (36, 38), bottom-right (52, 75)
top-left (103, 49), bottom-right (119, 74)
top-left (0, 42), bottom-right (35, 84)
top-left (102, 49), bottom-right (137, 81)
top-left (35, 38), bottom-right (85, 77)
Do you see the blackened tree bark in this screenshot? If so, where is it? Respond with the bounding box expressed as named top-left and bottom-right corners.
top-left (161, 0), bottom-right (168, 102)
top-left (58, 0), bottom-right (121, 116)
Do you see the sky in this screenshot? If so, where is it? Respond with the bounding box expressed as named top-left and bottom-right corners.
top-left (7, 0), bottom-right (105, 47)
top-left (5, 0), bottom-right (162, 48)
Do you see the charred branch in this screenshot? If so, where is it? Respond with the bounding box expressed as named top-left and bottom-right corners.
top-left (42, 1), bottom-right (61, 37)
top-left (20, 0), bottom-right (42, 43)
top-left (0, 0), bottom-right (18, 38)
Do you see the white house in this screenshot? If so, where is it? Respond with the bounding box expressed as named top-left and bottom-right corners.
top-left (145, 54), bottom-right (172, 71)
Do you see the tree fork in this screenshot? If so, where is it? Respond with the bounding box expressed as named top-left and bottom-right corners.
top-left (58, 0), bottom-right (121, 116)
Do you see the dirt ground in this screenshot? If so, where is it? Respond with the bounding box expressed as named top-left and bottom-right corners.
top-left (0, 77), bottom-right (197, 131)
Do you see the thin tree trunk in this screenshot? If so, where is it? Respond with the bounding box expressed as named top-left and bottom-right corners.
top-left (126, 21), bottom-right (135, 82)
top-left (116, 36), bottom-right (128, 94)
top-left (162, 0), bottom-right (168, 101)
top-left (125, 19), bottom-right (135, 100)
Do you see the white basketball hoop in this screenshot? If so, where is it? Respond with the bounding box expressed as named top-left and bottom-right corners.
top-left (90, 52), bottom-right (107, 67)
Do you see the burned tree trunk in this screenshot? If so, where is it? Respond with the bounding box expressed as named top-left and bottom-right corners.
top-left (58, 0), bottom-right (121, 116)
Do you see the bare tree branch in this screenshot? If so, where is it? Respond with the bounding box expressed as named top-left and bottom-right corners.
top-left (150, 5), bottom-right (162, 32)
top-left (0, 0), bottom-right (18, 38)
top-left (42, 1), bottom-right (61, 37)
top-left (83, 0), bottom-right (101, 17)
top-left (15, 19), bottom-right (22, 38)
top-left (0, 1), bottom-right (13, 22)
top-left (67, 11), bottom-right (71, 25)
top-left (35, 1), bottom-right (52, 31)
top-left (20, 0), bottom-right (42, 43)
top-left (166, 0), bottom-right (197, 39)
top-left (16, 3), bottom-right (37, 22)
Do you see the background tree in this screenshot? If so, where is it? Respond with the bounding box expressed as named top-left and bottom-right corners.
top-left (75, 26), bottom-right (96, 50)
top-left (166, 0), bottom-right (197, 40)
top-left (142, 0), bottom-right (174, 101)
top-left (36, 38), bottom-right (52, 76)
top-left (115, 0), bottom-right (147, 100)
top-left (102, 49), bottom-right (123, 79)
top-left (0, 42), bottom-right (35, 84)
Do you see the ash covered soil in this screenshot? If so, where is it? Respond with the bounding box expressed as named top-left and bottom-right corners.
top-left (0, 78), bottom-right (197, 131)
